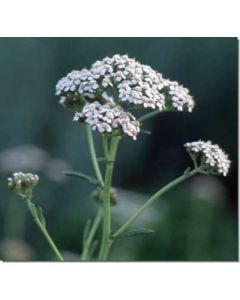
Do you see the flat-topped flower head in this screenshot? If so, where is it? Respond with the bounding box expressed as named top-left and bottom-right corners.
top-left (184, 141), bottom-right (231, 176)
top-left (90, 55), bottom-right (167, 110)
top-left (8, 172), bottom-right (39, 197)
top-left (73, 101), bottom-right (140, 140)
top-left (55, 54), bottom-right (195, 113)
top-left (55, 69), bottom-right (99, 110)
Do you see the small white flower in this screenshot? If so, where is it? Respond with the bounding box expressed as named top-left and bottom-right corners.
top-left (73, 102), bottom-right (140, 140)
top-left (55, 54), bottom-right (195, 113)
top-left (164, 79), bottom-right (194, 112)
top-left (184, 140), bottom-right (231, 176)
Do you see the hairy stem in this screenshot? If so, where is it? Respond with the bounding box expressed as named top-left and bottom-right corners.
top-left (26, 199), bottom-right (64, 261)
top-left (86, 125), bottom-right (104, 186)
top-left (81, 207), bottom-right (102, 260)
top-left (99, 134), bottom-right (121, 260)
top-left (112, 168), bottom-right (200, 240)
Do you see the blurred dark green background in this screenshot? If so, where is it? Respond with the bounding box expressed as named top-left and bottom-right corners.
top-left (0, 38), bottom-right (238, 261)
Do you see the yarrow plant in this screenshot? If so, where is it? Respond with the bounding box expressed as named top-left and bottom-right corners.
top-left (8, 54), bottom-right (231, 261)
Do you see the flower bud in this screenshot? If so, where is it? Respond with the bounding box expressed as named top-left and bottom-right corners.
top-left (8, 172), bottom-right (39, 197)
top-left (91, 187), bottom-right (118, 206)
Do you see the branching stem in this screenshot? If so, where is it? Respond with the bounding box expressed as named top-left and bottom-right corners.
top-left (138, 110), bottom-right (161, 123)
top-left (86, 125), bottom-right (104, 187)
top-left (98, 134), bottom-right (121, 260)
top-left (112, 168), bottom-right (200, 240)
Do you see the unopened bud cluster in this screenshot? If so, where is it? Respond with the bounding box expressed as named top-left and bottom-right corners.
top-left (56, 54), bottom-right (195, 140)
top-left (8, 172), bottom-right (39, 196)
top-left (91, 187), bottom-right (118, 206)
top-left (74, 101), bottom-right (140, 140)
top-left (185, 141), bottom-right (231, 176)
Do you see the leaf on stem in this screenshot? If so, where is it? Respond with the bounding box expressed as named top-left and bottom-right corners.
top-left (113, 228), bottom-right (155, 240)
top-left (64, 171), bottom-right (102, 187)
top-left (36, 205), bottom-right (46, 227)
top-left (29, 202), bottom-right (38, 219)
top-left (87, 240), bottom-right (99, 260)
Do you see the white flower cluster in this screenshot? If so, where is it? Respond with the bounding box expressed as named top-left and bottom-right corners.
top-left (91, 55), bottom-right (167, 110)
top-left (73, 102), bottom-right (140, 140)
top-left (56, 69), bottom-right (100, 101)
top-left (8, 172), bottom-right (39, 193)
top-left (55, 54), bottom-right (194, 113)
top-left (184, 141), bottom-right (231, 176)
top-left (164, 80), bottom-right (195, 112)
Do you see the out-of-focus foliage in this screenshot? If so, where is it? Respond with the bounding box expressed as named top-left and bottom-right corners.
top-left (0, 38), bottom-right (237, 261)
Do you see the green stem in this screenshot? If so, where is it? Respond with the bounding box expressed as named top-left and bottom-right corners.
top-left (112, 168), bottom-right (200, 240)
top-left (81, 126), bottom-right (104, 261)
top-left (99, 134), bottom-right (121, 260)
top-left (26, 200), bottom-right (64, 261)
top-left (86, 125), bottom-right (104, 186)
top-left (138, 110), bottom-right (161, 123)
top-left (81, 207), bottom-right (102, 260)
top-left (102, 134), bottom-right (109, 158)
